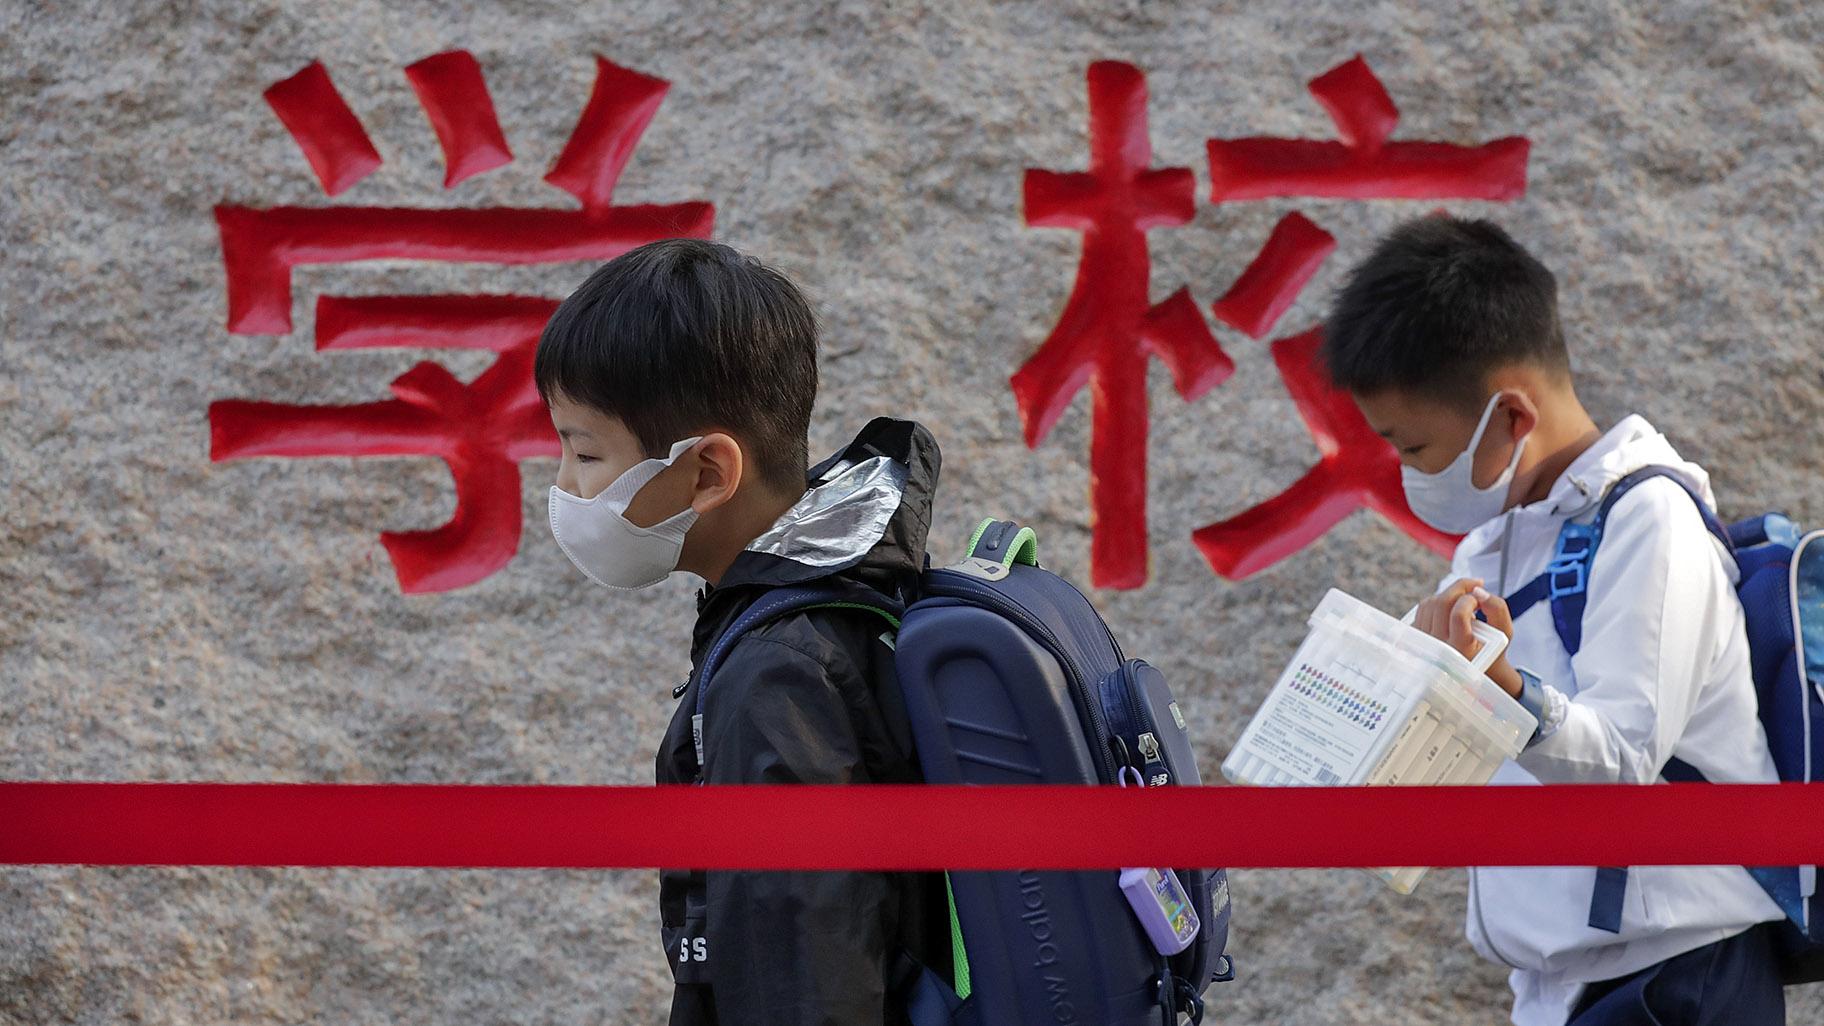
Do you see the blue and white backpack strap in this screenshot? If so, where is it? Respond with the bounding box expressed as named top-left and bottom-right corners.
top-left (1502, 467), bottom-right (1732, 933)
top-left (1789, 528), bottom-right (1824, 936)
top-left (1796, 530), bottom-right (1824, 782)
top-left (1505, 467), bottom-right (1730, 658)
top-left (690, 583), bottom-right (903, 779)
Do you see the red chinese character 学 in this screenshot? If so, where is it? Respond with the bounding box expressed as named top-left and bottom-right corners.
top-left (209, 53), bottom-right (713, 593)
top-left (1017, 54), bottom-right (1529, 587)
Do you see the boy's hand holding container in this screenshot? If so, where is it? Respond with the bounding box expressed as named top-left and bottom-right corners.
top-left (1412, 577), bottom-right (1523, 698)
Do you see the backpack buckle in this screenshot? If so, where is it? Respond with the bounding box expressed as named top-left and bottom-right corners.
top-left (1547, 524), bottom-right (1597, 600)
top-left (1546, 558), bottom-right (1586, 600)
top-left (1173, 974), bottom-right (1206, 1025)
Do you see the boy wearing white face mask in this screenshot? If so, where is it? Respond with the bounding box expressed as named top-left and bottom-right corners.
top-left (1323, 216), bottom-right (1787, 1026)
top-left (535, 238), bottom-right (954, 1026)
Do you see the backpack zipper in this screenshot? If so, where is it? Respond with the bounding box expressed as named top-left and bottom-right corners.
top-left (1107, 661), bottom-right (1169, 782)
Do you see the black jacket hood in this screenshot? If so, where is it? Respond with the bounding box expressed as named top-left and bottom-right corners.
top-left (716, 416), bottom-right (939, 590)
top-left (690, 416), bottom-right (941, 647)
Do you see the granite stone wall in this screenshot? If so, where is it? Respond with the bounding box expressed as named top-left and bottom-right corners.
top-left (4, 1), bottom-right (1821, 1022)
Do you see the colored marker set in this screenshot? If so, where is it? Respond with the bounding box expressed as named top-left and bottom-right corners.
top-left (1221, 589), bottom-right (1539, 893)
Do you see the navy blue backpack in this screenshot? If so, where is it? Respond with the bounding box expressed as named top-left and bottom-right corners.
top-left (1504, 467), bottom-right (1824, 980)
top-left (693, 518), bottom-right (1234, 1025)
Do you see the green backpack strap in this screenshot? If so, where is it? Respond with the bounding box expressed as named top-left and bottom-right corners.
top-left (945, 872), bottom-right (972, 999)
top-left (965, 518), bottom-right (1039, 569)
top-left (801, 601), bottom-right (902, 632)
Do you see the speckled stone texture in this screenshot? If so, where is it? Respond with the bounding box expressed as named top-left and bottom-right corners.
top-left (3, 1), bottom-right (1821, 1022)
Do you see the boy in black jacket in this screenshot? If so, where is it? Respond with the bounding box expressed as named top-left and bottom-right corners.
top-left (534, 238), bottom-right (952, 1026)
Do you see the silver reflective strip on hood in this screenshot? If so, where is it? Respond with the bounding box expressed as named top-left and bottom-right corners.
top-left (743, 455), bottom-right (907, 569)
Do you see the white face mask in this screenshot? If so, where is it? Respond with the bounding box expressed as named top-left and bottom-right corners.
top-left (548, 437), bottom-right (703, 591)
top-left (1400, 393), bottom-right (1529, 534)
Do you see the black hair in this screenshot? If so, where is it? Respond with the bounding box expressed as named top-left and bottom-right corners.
top-left (535, 238), bottom-right (818, 493)
top-left (1321, 216), bottom-right (1569, 412)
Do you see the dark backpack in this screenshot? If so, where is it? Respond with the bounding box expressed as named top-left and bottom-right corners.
top-left (1504, 467), bottom-right (1824, 981)
top-left (694, 518), bottom-right (1234, 1025)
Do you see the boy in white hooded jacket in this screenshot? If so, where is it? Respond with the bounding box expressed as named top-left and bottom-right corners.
top-left (1322, 216), bottom-right (1787, 1026)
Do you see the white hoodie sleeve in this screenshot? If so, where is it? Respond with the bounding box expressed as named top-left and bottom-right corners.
top-left (1516, 477), bottom-right (1733, 784)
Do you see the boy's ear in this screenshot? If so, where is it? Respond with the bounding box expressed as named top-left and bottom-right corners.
top-left (1495, 387), bottom-right (1539, 439)
top-left (688, 432), bottom-right (744, 515)
top-left (1503, 389), bottom-right (1540, 443)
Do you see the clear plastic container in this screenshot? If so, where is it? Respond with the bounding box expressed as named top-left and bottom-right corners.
top-left (1221, 588), bottom-right (1539, 893)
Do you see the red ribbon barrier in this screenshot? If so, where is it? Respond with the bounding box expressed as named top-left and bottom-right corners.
top-left (4, 782), bottom-right (1823, 870)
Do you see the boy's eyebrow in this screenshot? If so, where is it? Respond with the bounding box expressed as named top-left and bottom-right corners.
top-left (557, 428), bottom-right (597, 441)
